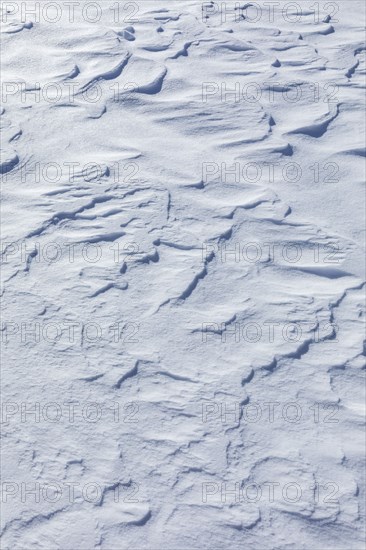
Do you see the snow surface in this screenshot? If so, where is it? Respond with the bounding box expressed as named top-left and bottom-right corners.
top-left (1, 1), bottom-right (365, 548)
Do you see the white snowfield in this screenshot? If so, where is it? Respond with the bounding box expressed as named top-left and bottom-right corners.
top-left (1, 0), bottom-right (365, 548)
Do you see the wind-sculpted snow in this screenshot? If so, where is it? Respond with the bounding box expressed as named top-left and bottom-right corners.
top-left (1, 1), bottom-right (365, 549)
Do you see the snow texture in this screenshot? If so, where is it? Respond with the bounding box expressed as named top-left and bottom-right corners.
top-left (1, 1), bottom-right (365, 549)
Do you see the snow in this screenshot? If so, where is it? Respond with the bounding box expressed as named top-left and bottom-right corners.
top-left (1, 1), bottom-right (365, 548)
